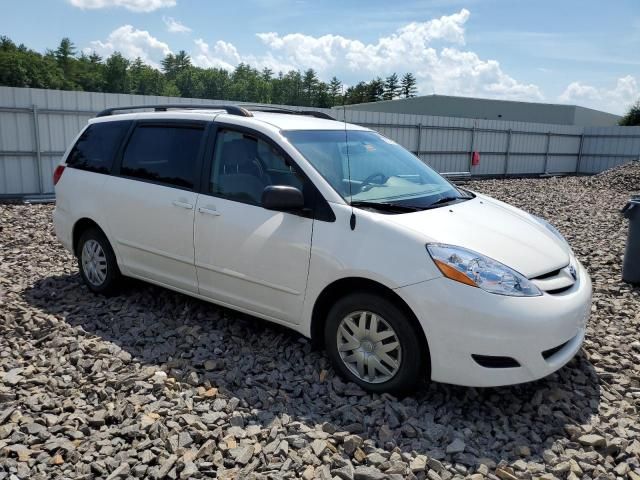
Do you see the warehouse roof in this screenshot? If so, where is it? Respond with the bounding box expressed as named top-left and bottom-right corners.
top-left (336, 94), bottom-right (620, 126)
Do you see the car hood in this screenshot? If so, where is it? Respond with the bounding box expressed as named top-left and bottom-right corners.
top-left (387, 193), bottom-right (570, 278)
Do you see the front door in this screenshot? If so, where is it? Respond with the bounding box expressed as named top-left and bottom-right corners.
top-left (194, 127), bottom-right (313, 323)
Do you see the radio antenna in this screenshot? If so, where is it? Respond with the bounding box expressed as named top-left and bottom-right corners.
top-left (342, 86), bottom-right (356, 230)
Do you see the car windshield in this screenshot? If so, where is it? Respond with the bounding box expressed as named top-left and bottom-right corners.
top-left (282, 130), bottom-right (467, 210)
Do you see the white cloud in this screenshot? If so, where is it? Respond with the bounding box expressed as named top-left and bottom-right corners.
top-left (559, 76), bottom-right (639, 114)
top-left (193, 38), bottom-right (297, 73)
top-left (193, 9), bottom-right (542, 101)
top-left (86, 9), bottom-right (546, 103)
top-left (87, 25), bottom-right (172, 68)
top-left (193, 39), bottom-right (236, 70)
top-left (69, 0), bottom-right (176, 12)
top-left (163, 16), bottom-right (191, 33)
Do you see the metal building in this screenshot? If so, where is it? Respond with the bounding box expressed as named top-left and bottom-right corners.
top-left (338, 95), bottom-right (621, 126)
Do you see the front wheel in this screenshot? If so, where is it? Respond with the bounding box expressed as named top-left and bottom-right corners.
top-left (324, 292), bottom-right (428, 394)
top-left (77, 228), bottom-right (121, 296)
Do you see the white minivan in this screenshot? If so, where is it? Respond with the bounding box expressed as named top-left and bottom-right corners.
top-left (53, 105), bottom-right (592, 393)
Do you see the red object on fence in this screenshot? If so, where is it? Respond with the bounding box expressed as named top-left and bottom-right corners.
top-left (472, 151), bottom-right (480, 166)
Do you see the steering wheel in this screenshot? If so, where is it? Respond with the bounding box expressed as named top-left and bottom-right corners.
top-left (360, 172), bottom-right (388, 192)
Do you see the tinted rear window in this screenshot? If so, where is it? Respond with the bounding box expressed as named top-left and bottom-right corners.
top-left (67, 121), bottom-right (130, 174)
top-left (120, 124), bottom-right (205, 190)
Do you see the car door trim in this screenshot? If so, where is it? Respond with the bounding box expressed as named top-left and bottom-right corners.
top-left (194, 260), bottom-right (301, 295)
top-left (116, 238), bottom-right (195, 265)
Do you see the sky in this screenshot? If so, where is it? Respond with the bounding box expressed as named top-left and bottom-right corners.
top-left (2, 0), bottom-right (639, 114)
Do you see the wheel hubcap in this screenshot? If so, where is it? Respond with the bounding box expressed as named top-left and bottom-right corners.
top-left (81, 239), bottom-right (107, 286)
top-left (336, 310), bottom-right (401, 384)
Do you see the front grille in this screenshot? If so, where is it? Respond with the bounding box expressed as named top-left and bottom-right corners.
top-left (530, 263), bottom-right (576, 294)
top-left (472, 354), bottom-right (520, 368)
top-left (533, 268), bottom-right (563, 280)
top-left (542, 340), bottom-right (570, 360)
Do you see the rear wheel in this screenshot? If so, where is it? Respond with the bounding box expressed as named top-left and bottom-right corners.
top-left (77, 228), bottom-right (121, 295)
top-left (324, 292), bottom-right (428, 394)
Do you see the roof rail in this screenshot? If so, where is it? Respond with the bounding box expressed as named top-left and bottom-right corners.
top-left (244, 105), bottom-right (335, 121)
top-left (95, 104), bottom-right (253, 118)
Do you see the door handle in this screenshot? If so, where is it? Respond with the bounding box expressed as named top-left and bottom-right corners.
top-left (198, 207), bottom-right (221, 216)
top-left (172, 200), bottom-right (193, 210)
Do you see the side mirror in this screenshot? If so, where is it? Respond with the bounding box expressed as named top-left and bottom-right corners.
top-left (262, 185), bottom-right (305, 211)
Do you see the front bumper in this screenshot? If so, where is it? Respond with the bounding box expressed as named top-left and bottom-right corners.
top-left (397, 261), bottom-right (592, 387)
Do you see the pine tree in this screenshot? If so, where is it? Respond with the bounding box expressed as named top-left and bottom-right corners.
top-left (0, 36), bottom-right (17, 52)
top-left (161, 50), bottom-right (191, 80)
top-left (76, 52), bottom-right (104, 92)
top-left (400, 72), bottom-right (418, 98)
top-left (383, 73), bottom-right (400, 100)
top-left (328, 76), bottom-right (342, 106)
top-left (302, 69), bottom-right (318, 106)
top-left (367, 77), bottom-right (384, 102)
top-left (54, 38), bottom-right (77, 89)
top-left (261, 68), bottom-right (273, 81)
top-left (103, 52), bottom-right (130, 93)
top-left (619, 100), bottom-right (640, 126)
top-left (345, 82), bottom-right (368, 105)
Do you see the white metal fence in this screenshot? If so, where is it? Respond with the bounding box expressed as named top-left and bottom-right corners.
top-left (1, 86), bottom-right (639, 198)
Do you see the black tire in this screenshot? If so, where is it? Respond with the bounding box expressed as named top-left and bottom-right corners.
top-left (324, 292), bottom-right (428, 394)
top-left (76, 227), bottom-right (121, 296)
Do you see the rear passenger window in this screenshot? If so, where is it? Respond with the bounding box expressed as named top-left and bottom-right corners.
top-left (67, 121), bottom-right (130, 174)
top-left (121, 124), bottom-right (205, 190)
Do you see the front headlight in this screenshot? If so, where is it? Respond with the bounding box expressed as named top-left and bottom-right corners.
top-left (534, 215), bottom-right (569, 248)
top-left (426, 244), bottom-right (542, 297)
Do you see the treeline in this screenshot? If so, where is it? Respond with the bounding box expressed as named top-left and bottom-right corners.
top-left (0, 36), bottom-right (418, 107)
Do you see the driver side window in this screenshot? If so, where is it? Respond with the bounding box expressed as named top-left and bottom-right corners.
top-left (210, 129), bottom-right (305, 206)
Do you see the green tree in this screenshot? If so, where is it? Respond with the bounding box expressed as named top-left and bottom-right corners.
top-left (0, 48), bottom-right (63, 89)
top-left (0, 36), bottom-right (17, 52)
top-left (76, 52), bottom-right (104, 92)
top-left (162, 81), bottom-right (181, 97)
top-left (103, 52), bottom-right (130, 93)
top-left (619, 101), bottom-right (640, 126)
top-left (199, 68), bottom-right (230, 99)
top-left (54, 38), bottom-right (78, 89)
top-left (345, 82), bottom-right (369, 105)
top-left (0, 51), bottom-right (29, 86)
top-left (400, 72), bottom-right (418, 98)
top-left (229, 63), bottom-right (263, 102)
top-left (161, 50), bottom-right (191, 80)
top-left (302, 69), bottom-right (319, 106)
top-left (175, 66), bottom-right (204, 98)
top-left (0, 34), bottom-right (427, 108)
top-left (383, 73), bottom-right (400, 100)
top-left (328, 76), bottom-right (342, 106)
top-left (367, 77), bottom-right (384, 103)
top-left (130, 58), bottom-right (166, 95)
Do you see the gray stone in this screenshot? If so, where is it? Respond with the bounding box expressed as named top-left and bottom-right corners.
top-left (354, 465), bottom-right (386, 480)
top-left (446, 438), bottom-right (465, 455)
top-left (578, 434), bottom-right (606, 448)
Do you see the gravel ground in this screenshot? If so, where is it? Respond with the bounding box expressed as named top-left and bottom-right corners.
top-left (1, 162), bottom-right (639, 480)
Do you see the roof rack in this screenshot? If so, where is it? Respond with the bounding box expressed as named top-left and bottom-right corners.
top-left (95, 104), bottom-right (253, 118)
top-left (244, 105), bottom-right (335, 121)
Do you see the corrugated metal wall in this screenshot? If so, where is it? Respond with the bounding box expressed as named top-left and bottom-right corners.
top-left (1, 86), bottom-right (639, 197)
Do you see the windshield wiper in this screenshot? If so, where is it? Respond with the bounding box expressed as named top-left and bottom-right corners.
top-left (350, 200), bottom-right (420, 213)
top-left (425, 195), bottom-right (467, 208)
